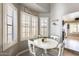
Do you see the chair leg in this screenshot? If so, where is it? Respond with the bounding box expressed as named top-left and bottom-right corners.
top-left (58, 46), bottom-right (64, 56)
top-left (61, 47), bottom-right (64, 56)
top-left (33, 45), bottom-right (36, 56)
top-left (44, 49), bottom-right (47, 54)
top-left (58, 47), bottom-right (62, 56)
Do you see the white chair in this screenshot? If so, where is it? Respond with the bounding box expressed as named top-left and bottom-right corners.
top-left (28, 40), bottom-right (36, 56)
top-left (47, 42), bottom-right (64, 56)
top-left (49, 35), bottom-right (64, 56)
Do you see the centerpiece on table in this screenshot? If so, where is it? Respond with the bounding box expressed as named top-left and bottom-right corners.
top-left (42, 37), bottom-right (48, 43)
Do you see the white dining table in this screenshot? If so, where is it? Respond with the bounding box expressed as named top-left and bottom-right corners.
top-left (33, 38), bottom-right (58, 54)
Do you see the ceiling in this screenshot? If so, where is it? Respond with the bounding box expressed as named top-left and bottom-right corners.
top-left (22, 3), bottom-right (79, 18)
top-left (22, 3), bottom-right (50, 13)
top-left (63, 12), bottom-right (79, 21)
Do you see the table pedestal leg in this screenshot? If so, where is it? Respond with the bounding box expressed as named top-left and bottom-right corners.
top-left (44, 49), bottom-right (47, 55)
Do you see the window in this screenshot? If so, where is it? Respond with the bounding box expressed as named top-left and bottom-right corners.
top-left (69, 23), bottom-right (77, 33)
top-left (3, 4), bottom-right (17, 50)
top-left (40, 17), bottom-right (49, 37)
top-left (21, 12), bottom-right (38, 41)
top-left (78, 24), bottom-right (79, 32)
top-left (7, 5), bottom-right (13, 43)
top-left (21, 12), bottom-right (31, 40)
top-left (68, 23), bottom-right (79, 33)
top-left (31, 15), bottom-right (38, 38)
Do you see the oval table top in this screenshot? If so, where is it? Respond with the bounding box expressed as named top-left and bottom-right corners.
top-left (34, 38), bottom-right (58, 49)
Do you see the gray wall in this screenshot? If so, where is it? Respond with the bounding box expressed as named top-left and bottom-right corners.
top-left (50, 3), bottom-right (79, 40)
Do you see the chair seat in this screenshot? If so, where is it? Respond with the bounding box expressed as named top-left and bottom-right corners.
top-left (34, 47), bottom-right (44, 56)
top-left (47, 48), bottom-right (59, 56)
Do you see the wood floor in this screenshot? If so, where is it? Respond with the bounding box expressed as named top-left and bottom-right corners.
top-left (64, 49), bottom-right (79, 56)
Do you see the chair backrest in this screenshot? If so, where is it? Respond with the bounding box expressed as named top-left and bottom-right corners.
top-left (28, 40), bottom-right (36, 55)
top-left (50, 35), bottom-right (60, 42)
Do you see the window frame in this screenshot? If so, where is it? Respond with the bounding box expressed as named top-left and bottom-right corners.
top-left (3, 4), bottom-right (17, 50)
